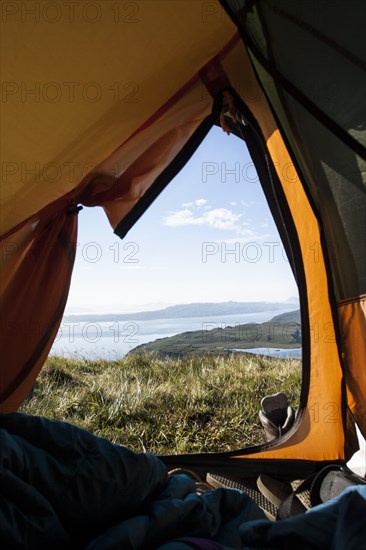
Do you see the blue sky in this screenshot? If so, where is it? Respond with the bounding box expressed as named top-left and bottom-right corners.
top-left (66, 126), bottom-right (298, 314)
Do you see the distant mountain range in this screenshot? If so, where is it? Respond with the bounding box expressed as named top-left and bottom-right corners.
top-left (64, 299), bottom-right (299, 323)
top-left (131, 309), bottom-right (301, 357)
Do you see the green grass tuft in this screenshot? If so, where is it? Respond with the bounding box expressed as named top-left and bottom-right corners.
top-left (20, 353), bottom-right (302, 454)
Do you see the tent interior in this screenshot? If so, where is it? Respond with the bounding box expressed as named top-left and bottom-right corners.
top-left (1, 0), bottom-right (365, 545)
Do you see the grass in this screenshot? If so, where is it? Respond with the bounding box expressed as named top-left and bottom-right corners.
top-left (20, 353), bottom-right (302, 455)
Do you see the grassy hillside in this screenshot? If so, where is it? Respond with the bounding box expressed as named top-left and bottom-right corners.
top-left (20, 353), bottom-right (302, 454)
top-left (131, 310), bottom-right (301, 357)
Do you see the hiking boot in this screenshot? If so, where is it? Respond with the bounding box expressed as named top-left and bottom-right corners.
top-left (259, 392), bottom-right (295, 441)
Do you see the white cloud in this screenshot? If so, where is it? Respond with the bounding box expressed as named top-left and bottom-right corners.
top-left (182, 198), bottom-right (207, 208)
top-left (163, 209), bottom-right (197, 227)
top-left (195, 198), bottom-right (207, 207)
top-left (229, 201), bottom-right (237, 206)
top-left (163, 207), bottom-right (242, 231)
top-left (204, 208), bottom-right (241, 230)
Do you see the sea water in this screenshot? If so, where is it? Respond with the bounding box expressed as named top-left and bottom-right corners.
top-left (50, 310), bottom-right (299, 360)
top-left (228, 347), bottom-right (302, 358)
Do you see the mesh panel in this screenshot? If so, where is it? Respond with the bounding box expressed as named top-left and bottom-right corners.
top-left (226, 0), bottom-right (366, 301)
